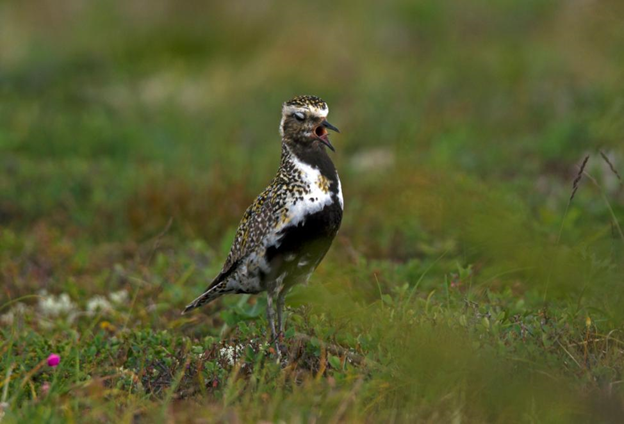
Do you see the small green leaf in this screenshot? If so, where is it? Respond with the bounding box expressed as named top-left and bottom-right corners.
top-left (328, 355), bottom-right (342, 370)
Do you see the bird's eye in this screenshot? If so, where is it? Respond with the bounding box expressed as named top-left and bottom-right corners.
top-left (293, 112), bottom-right (305, 121)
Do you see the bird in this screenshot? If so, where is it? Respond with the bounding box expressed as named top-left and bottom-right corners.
top-left (183, 95), bottom-right (343, 354)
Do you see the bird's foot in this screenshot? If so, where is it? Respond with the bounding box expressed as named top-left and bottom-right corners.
top-left (269, 332), bottom-right (288, 364)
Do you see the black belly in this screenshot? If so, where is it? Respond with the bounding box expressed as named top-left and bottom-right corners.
top-left (263, 201), bottom-right (343, 290)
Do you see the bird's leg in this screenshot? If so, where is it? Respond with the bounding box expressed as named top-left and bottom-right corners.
top-left (266, 292), bottom-right (281, 359)
top-left (277, 291), bottom-right (286, 341)
top-left (266, 292), bottom-right (278, 341)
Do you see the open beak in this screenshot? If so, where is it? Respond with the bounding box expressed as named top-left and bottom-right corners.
top-left (315, 120), bottom-right (340, 152)
top-left (322, 120), bottom-right (340, 133)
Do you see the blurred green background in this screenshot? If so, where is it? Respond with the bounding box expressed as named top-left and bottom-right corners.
top-left (1, 0), bottom-right (624, 422)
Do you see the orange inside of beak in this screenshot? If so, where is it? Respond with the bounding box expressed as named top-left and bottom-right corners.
top-left (315, 126), bottom-right (328, 138)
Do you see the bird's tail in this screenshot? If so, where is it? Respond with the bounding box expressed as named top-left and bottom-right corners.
top-left (181, 282), bottom-right (228, 315)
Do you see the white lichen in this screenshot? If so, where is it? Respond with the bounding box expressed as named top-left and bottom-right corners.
top-left (0, 401), bottom-right (9, 421)
top-left (109, 290), bottom-right (128, 305)
top-left (86, 296), bottom-right (112, 315)
top-left (0, 311), bottom-right (14, 326)
top-left (37, 291), bottom-right (77, 317)
top-left (218, 344), bottom-right (245, 365)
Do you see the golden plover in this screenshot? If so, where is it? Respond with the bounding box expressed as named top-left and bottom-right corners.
top-left (183, 95), bottom-right (343, 353)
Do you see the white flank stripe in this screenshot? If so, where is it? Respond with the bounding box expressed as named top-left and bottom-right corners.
top-left (336, 174), bottom-right (344, 210)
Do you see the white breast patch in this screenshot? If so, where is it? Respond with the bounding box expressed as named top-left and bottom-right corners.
top-left (282, 156), bottom-right (335, 229)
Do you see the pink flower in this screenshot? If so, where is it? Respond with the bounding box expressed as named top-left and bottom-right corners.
top-left (47, 354), bottom-right (60, 367)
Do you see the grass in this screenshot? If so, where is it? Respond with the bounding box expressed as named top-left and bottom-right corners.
top-left (1, 0), bottom-right (624, 422)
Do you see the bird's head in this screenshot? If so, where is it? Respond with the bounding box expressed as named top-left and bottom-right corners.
top-left (279, 95), bottom-right (340, 153)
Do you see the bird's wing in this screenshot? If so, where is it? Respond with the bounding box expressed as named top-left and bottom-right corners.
top-left (181, 186), bottom-right (279, 314)
top-left (210, 184), bottom-right (279, 289)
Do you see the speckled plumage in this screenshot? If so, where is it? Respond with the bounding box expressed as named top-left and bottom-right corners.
top-left (284, 95), bottom-right (328, 110)
top-left (183, 96), bottom-right (343, 350)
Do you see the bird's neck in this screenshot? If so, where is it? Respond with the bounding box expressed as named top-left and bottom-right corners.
top-left (280, 141), bottom-right (337, 181)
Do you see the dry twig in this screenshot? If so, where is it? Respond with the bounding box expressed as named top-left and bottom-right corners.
top-left (569, 155), bottom-right (589, 203)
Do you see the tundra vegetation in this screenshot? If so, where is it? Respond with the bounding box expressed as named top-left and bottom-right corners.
top-left (1, 1), bottom-right (624, 422)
